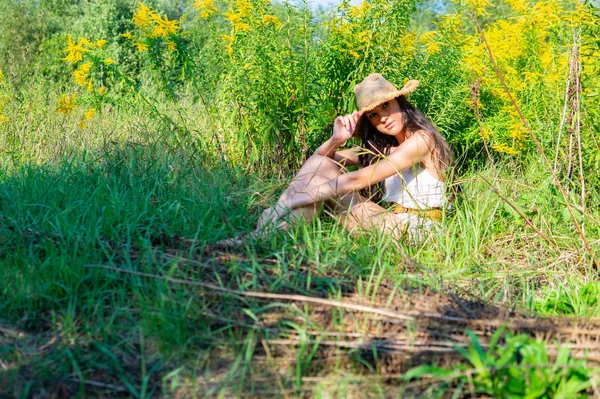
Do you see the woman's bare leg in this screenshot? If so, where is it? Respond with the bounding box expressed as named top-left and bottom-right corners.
top-left (256, 154), bottom-right (345, 232)
top-left (330, 192), bottom-right (406, 238)
top-left (217, 154), bottom-right (405, 246)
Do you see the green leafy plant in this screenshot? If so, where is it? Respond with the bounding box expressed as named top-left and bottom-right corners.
top-left (404, 328), bottom-right (593, 398)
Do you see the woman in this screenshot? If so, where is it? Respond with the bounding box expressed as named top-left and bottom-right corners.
top-left (233, 73), bottom-right (453, 243)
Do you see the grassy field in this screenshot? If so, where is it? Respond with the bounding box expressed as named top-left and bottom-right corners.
top-left (2, 0), bottom-right (600, 397)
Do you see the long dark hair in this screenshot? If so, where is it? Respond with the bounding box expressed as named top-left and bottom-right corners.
top-left (356, 96), bottom-right (454, 200)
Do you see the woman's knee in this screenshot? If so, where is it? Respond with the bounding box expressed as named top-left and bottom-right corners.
top-left (295, 154), bottom-right (343, 183)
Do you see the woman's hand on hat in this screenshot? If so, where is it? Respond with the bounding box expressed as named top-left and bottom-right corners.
top-left (332, 111), bottom-right (362, 144)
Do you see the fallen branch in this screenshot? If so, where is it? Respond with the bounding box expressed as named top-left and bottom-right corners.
top-left (84, 264), bottom-right (414, 322)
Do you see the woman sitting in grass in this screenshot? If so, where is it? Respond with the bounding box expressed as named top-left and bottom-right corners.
top-left (226, 73), bottom-right (454, 243)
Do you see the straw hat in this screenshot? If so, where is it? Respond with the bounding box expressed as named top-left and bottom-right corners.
top-left (354, 73), bottom-right (420, 114)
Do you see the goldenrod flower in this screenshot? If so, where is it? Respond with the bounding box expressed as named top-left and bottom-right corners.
top-left (95, 39), bottom-right (107, 47)
top-left (262, 15), bottom-right (281, 27)
top-left (194, 0), bottom-right (218, 19)
top-left (166, 40), bottom-right (177, 52)
top-left (63, 35), bottom-right (92, 64)
top-left (73, 62), bottom-right (92, 86)
top-left (104, 58), bottom-right (116, 65)
top-left (479, 128), bottom-right (491, 140)
top-left (98, 87), bottom-right (107, 95)
top-left (419, 31), bottom-right (441, 55)
top-left (221, 34), bottom-right (234, 42)
top-left (56, 93), bottom-right (77, 114)
top-left (85, 108), bottom-right (96, 120)
top-left (348, 50), bottom-right (359, 59)
top-left (234, 0), bottom-right (253, 17)
top-left (466, 0), bottom-right (489, 15)
top-left (236, 23), bottom-right (250, 32)
top-left (224, 9), bottom-right (242, 26)
top-left (87, 78), bottom-right (94, 92)
top-left (151, 13), bottom-right (180, 37)
top-left (121, 32), bottom-right (133, 39)
top-left (79, 38), bottom-right (94, 48)
top-left (133, 2), bottom-right (157, 30)
top-left (348, 2), bottom-right (372, 19)
top-left (135, 42), bottom-right (149, 52)
top-left (491, 143), bottom-right (519, 155)
top-left (0, 68), bottom-right (4, 84)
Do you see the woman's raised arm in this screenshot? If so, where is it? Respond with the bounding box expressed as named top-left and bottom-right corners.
top-left (281, 132), bottom-right (434, 210)
top-left (313, 111), bottom-right (362, 162)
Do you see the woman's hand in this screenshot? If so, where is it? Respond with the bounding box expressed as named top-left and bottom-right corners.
top-left (332, 111), bottom-right (362, 144)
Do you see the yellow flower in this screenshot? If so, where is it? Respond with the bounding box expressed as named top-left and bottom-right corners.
top-left (166, 40), bottom-right (177, 51)
top-left (466, 0), bottom-right (489, 15)
top-left (63, 35), bottom-right (92, 64)
top-left (262, 15), bottom-right (281, 27)
top-left (150, 13), bottom-right (180, 37)
top-left (98, 87), bottom-right (107, 95)
top-left (348, 50), bottom-right (359, 59)
top-left (95, 39), bottom-right (107, 48)
top-left (121, 32), bottom-right (133, 39)
top-left (236, 23), bottom-right (250, 32)
top-left (348, 2), bottom-right (372, 19)
top-left (104, 58), bottom-right (116, 65)
top-left (135, 42), bottom-right (149, 52)
top-left (479, 128), bottom-right (491, 140)
top-left (491, 143), bottom-right (519, 155)
top-left (78, 120), bottom-right (86, 129)
top-left (56, 93), bottom-right (77, 114)
top-left (87, 78), bottom-right (94, 92)
top-left (419, 31), bottom-right (441, 55)
top-left (85, 108), bottom-right (96, 120)
top-left (73, 62), bottom-right (92, 86)
top-left (221, 34), bottom-right (234, 42)
top-left (234, 0), bottom-right (253, 17)
top-left (0, 68), bottom-right (4, 84)
top-left (224, 9), bottom-right (243, 26)
top-left (505, 0), bottom-right (528, 13)
top-left (194, 0), bottom-right (218, 19)
top-left (133, 2), bottom-right (157, 30)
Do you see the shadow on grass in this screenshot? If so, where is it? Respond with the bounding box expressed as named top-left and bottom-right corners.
top-left (6, 239), bottom-right (596, 397)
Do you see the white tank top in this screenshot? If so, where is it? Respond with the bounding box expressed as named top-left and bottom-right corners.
top-left (382, 164), bottom-right (445, 209)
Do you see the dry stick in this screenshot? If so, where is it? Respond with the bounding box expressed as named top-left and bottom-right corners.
top-left (553, 40), bottom-right (577, 173)
top-left (574, 33), bottom-right (586, 236)
top-left (84, 264), bottom-right (414, 321)
top-left (469, 11), bottom-right (598, 270)
top-left (261, 339), bottom-right (290, 399)
top-left (267, 338), bottom-right (600, 362)
top-left (480, 177), bottom-right (560, 251)
top-left (87, 265), bottom-right (600, 337)
top-left (471, 78), bottom-right (498, 178)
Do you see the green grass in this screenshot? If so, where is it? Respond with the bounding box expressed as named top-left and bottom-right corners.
top-left (1, 91), bottom-right (599, 397)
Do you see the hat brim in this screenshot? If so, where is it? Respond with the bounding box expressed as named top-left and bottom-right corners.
top-left (358, 80), bottom-right (419, 114)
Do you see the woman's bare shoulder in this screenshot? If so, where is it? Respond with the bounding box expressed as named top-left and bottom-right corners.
top-left (409, 129), bottom-right (435, 147)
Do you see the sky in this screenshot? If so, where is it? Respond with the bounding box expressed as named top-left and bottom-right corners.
top-left (306, 0), bottom-right (362, 9)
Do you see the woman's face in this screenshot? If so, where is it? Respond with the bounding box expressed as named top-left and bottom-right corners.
top-left (366, 98), bottom-right (404, 137)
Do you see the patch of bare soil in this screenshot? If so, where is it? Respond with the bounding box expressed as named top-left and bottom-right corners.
top-left (151, 243), bottom-right (600, 396)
